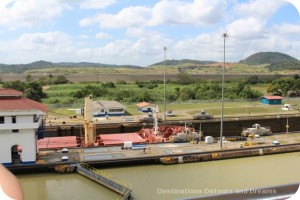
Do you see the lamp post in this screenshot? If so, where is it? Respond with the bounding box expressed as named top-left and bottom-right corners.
top-left (220, 32), bottom-right (229, 149)
top-left (164, 46), bottom-right (167, 121)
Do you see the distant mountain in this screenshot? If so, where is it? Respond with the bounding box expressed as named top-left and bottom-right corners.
top-left (240, 52), bottom-right (299, 65)
top-left (0, 60), bottom-right (142, 73)
top-left (149, 59), bottom-right (217, 66)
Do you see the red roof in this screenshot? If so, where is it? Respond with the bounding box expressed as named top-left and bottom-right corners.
top-left (0, 89), bottom-right (23, 97)
top-left (136, 102), bottom-right (156, 107)
top-left (262, 96), bottom-right (283, 100)
top-left (0, 98), bottom-right (47, 113)
top-left (38, 136), bottom-right (77, 149)
top-left (99, 133), bottom-right (146, 146)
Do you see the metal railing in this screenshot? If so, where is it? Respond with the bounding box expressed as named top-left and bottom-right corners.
top-left (77, 163), bottom-right (132, 200)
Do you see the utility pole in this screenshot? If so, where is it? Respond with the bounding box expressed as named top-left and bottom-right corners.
top-left (220, 32), bottom-right (229, 149)
top-left (164, 46), bottom-right (167, 121)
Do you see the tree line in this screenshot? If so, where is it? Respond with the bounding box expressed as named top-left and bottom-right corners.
top-left (1, 73), bottom-right (300, 104)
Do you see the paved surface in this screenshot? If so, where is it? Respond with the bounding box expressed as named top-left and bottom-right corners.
top-left (37, 132), bottom-right (300, 164)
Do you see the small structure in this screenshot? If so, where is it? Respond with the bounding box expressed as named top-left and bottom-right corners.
top-left (136, 102), bottom-right (158, 113)
top-left (282, 104), bottom-right (292, 111)
top-left (92, 100), bottom-right (126, 117)
top-left (259, 96), bottom-right (283, 105)
top-left (205, 136), bottom-right (214, 144)
top-left (0, 89), bottom-right (47, 165)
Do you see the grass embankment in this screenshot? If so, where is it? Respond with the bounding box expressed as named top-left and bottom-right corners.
top-left (43, 83), bottom-right (300, 119)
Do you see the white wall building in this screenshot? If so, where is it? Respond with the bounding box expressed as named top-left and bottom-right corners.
top-left (136, 102), bottom-right (158, 113)
top-left (0, 89), bottom-right (47, 165)
top-left (92, 100), bottom-right (126, 117)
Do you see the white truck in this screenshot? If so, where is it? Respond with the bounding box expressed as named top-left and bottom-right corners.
top-left (139, 112), bottom-right (162, 123)
top-left (169, 129), bottom-right (200, 143)
top-left (241, 124), bottom-right (272, 137)
top-left (193, 110), bottom-right (213, 120)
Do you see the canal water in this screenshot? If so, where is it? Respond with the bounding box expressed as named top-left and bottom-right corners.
top-left (18, 152), bottom-right (300, 200)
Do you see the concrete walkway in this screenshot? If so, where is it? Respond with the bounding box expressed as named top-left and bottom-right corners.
top-left (37, 132), bottom-right (300, 165)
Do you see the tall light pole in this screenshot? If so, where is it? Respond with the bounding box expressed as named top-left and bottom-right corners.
top-left (164, 46), bottom-right (167, 121)
top-left (220, 32), bottom-right (229, 149)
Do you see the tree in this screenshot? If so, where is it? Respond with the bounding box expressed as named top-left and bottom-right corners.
top-left (72, 85), bottom-right (107, 99)
top-left (291, 79), bottom-right (300, 91)
top-left (267, 78), bottom-right (294, 96)
top-left (27, 82), bottom-right (45, 100)
top-left (25, 74), bottom-right (33, 82)
top-left (239, 86), bottom-right (262, 99)
top-left (235, 82), bottom-right (245, 94)
top-left (54, 75), bottom-right (69, 84)
top-left (2, 81), bottom-right (26, 92)
top-left (179, 87), bottom-right (195, 101)
top-left (245, 75), bottom-right (260, 85)
top-left (102, 82), bottom-right (116, 88)
top-left (3, 80), bottom-right (45, 102)
top-left (116, 80), bottom-right (127, 85)
top-left (24, 88), bottom-right (41, 102)
top-left (177, 72), bottom-right (193, 85)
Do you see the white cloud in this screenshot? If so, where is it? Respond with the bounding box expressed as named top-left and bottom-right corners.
top-left (14, 32), bottom-right (72, 50)
top-left (233, 0), bottom-right (287, 20)
top-left (80, 6), bottom-right (151, 28)
top-left (0, 0), bottom-right (70, 29)
top-left (80, 0), bottom-right (116, 10)
top-left (95, 32), bottom-right (112, 39)
top-left (79, 34), bottom-right (89, 39)
top-left (1, 0), bottom-right (300, 66)
top-left (273, 23), bottom-right (300, 35)
top-left (227, 17), bottom-right (267, 40)
top-left (80, 0), bottom-right (226, 29)
top-left (149, 0), bottom-right (226, 26)
top-left (0, 32), bottom-right (75, 63)
top-left (126, 27), bottom-right (161, 38)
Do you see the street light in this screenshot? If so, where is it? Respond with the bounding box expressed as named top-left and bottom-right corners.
top-left (220, 32), bottom-right (229, 149)
top-left (164, 46), bottom-right (167, 121)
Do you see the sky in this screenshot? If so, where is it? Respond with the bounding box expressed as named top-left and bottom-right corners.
top-left (0, 0), bottom-right (300, 67)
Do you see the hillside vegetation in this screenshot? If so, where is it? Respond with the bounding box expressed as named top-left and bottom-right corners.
top-left (266, 61), bottom-right (300, 71)
top-left (0, 60), bottom-right (141, 74)
top-left (0, 52), bottom-right (299, 74)
top-left (240, 52), bottom-right (298, 65)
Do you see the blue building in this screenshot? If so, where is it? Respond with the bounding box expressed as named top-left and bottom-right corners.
top-left (259, 96), bottom-right (283, 105)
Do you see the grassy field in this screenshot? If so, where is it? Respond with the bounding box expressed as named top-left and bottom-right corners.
top-left (42, 81), bottom-right (300, 120)
top-left (24, 62), bottom-right (272, 75)
top-left (47, 99), bottom-right (300, 122)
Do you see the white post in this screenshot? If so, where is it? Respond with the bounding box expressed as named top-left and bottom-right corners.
top-left (220, 32), bottom-right (229, 149)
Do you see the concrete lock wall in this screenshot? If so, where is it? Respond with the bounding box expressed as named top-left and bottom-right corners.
top-left (43, 114), bottom-right (300, 138)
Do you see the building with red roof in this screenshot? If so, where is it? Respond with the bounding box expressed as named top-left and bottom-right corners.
top-left (136, 102), bottom-right (158, 112)
top-left (259, 96), bottom-right (283, 105)
top-left (0, 89), bottom-right (47, 165)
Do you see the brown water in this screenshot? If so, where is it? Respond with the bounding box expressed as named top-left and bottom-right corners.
top-left (18, 152), bottom-right (300, 200)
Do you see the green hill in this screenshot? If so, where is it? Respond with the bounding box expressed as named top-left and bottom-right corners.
top-left (149, 59), bottom-right (216, 67)
top-left (240, 52), bottom-right (298, 65)
top-left (0, 60), bottom-right (142, 73)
